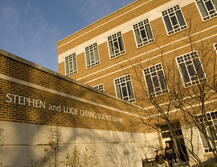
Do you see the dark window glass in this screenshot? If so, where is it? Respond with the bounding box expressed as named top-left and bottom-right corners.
top-left (145, 24), bottom-right (153, 39)
top-left (171, 16), bottom-right (178, 25)
top-left (205, 1), bottom-right (214, 10)
top-left (176, 10), bottom-right (185, 26)
top-left (146, 75), bottom-right (154, 94)
top-left (187, 64), bottom-right (196, 77)
top-left (144, 64), bottom-right (168, 96)
top-left (158, 71), bottom-right (166, 90)
top-left (193, 58), bottom-right (205, 78)
top-left (164, 16), bottom-right (173, 31)
top-left (179, 63), bottom-right (190, 83)
top-left (197, 1), bottom-right (209, 17)
top-left (140, 29), bottom-right (147, 38)
top-left (114, 75), bottom-right (135, 102)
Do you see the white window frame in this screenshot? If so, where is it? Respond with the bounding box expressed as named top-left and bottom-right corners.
top-left (162, 5), bottom-right (187, 35)
top-left (64, 53), bottom-right (77, 76)
top-left (133, 19), bottom-right (155, 48)
top-left (93, 84), bottom-right (104, 92)
top-left (85, 43), bottom-right (100, 68)
top-left (114, 74), bottom-right (135, 103)
top-left (195, 111), bottom-right (217, 153)
top-left (176, 51), bottom-right (206, 87)
top-left (107, 32), bottom-right (126, 59)
top-left (195, 0), bottom-right (217, 21)
top-left (143, 63), bottom-right (168, 96)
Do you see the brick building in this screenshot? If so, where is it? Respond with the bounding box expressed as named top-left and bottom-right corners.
top-left (57, 0), bottom-right (217, 165)
top-left (0, 0), bottom-right (217, 166)
top-left (0, 50), bottom-right (153, 167)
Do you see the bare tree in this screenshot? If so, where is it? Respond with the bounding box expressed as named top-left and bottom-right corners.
top-left (65, 145), bottom-right (98, 167)
top-left (119, 17), bottom-right (217, 166)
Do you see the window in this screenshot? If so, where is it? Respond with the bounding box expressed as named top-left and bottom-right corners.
top-left (159, 122), bottom-right (183, 139)
top-left (195, 0), bottom-right (217, 21)
top-left (108, 32), bottom-right (125, 58)
top-left (162, 5), bottom-right (187, 35)
top-left (133, 19), bottom-right (154, 47)
top-left (195, 111), bottom-right (217, 152)
top-left (215, 43), bottom-right (217, 51)
top-left (144, 64), bottom-right (168, 96)
top-left (114, 75), bottom-right (135, 102)
top-left (65, 53), bottom-right (77, 76)
top-left (93, 84), bottom-right (104, 92)
top-left (176, 51), bottom-right (206, 87)
top-left (85, 43), bottom-right (100, 68)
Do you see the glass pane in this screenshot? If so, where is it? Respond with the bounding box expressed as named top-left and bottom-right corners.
top-left (69, 61), bottom-right (73, 72)
top-left (127, 82), bottom-right (134, 99)
top-left (213, 0), bottom-right (217, 9)
top-left (140, 29), bottom-right (147, 39)
top-left (179, 63), bottom-right (190, 83)
top-left (158, 71), bottom-right (166, 90)
top-left (193, 58), bottom-right (205, 79)
top-left (200, 131), bottom-right (209, 148)
top-left (171, 15), bottom-right (178, 25)
top-left (135, 29), bottom-right (142, 44)
top-left (152, 76), bottom-right (159, 87)
top-left (118, 36), bottom-right (124, 51)
top-left (176, 10), bottom-right (185, 26)
top-left (197, 1), bottom-right (209, 17)
top-left (162, 132), bottom-right (171, 138)
top-left (164, 16), bottom-right (173, 31)
top-left (73, 57), bottom-right (77, 71)
top-left (187, 64), bottom-right (196, 77)
top-left (145, 75), bottom-right (154, 93)
top-left (205, 1), bottom-right (214, 11)
top-left (109, 41), bottom-right (114, 55)
top-left (114, 41), bottom-right (119, 51)
top-left (94, 48), bottom-right (99, 62)
top-left (90, 52), bottom-right (94, 62)
top-left (116, 85), bottom-right (122, 98)
top-left (86, 52), bottom-right (90, 66)
top-left (145, 24), bottom-right (153, 39)
top-left (66, 61), bottom-right (69, 74)
top-left (160, 124), bottom-right (169, 131)
top-left (209, 126), bottom-right (217, 140)
top-left (122, 86), bottom-right (128, 97)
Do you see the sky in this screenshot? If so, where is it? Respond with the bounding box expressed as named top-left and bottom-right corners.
top-left (0, 0), bottom-right (133, 72)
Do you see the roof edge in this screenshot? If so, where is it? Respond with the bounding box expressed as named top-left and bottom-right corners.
top-left (56, 0), bottom-right (139, 45)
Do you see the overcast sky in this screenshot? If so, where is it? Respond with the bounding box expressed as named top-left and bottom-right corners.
top-left (0, 0), bottom-right (133, 71)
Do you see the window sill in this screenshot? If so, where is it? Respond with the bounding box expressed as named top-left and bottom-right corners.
top-left (109, 51), bottom-right (126, 60)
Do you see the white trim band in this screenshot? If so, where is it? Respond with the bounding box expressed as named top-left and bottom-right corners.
top-left (0, 73), bottom-right (139, 118)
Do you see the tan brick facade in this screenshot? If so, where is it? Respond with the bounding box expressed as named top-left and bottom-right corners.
top-left (57, 0), bottom-right (217, 108)
top-left (57, 0), bottom-right (217, 165)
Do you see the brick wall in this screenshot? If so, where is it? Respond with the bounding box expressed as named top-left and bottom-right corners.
top-left (0, 50), bottom-right (146, 132)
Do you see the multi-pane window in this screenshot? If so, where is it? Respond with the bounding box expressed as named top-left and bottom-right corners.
top-left (65, 53), bottom-right (77, 76)
top-left (133, 19), bottom-right (154, 47)
top-left (162, 5), bottom-right (187, 35)
top-left (195, 0), bottom-right (217, 21)
top-left (195, 111), bottom-right (217, 152)
top-left (176, 51), bottom-right (206, 87)
top-left (85, 43), bottom-right (100, 68)
top-left (108, 32), bottom-right (125, 58)
top-left (144, 64), bottom-right (168, 96)
top-left (114, 75), bottom-right (135, 103)
top-left (93, 84), bottom-right (104, 92)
